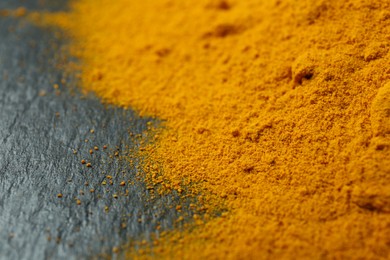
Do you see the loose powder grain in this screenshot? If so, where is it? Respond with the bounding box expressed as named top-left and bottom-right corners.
top-left (39, 0), bottom-right (390, 259)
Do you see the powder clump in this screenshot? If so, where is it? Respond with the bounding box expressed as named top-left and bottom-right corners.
top-left (371, 82), bottom-right (390, 137)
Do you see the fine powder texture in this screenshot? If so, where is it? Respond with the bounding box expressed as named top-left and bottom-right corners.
top-left (41, 0), bottom-right (389, 259)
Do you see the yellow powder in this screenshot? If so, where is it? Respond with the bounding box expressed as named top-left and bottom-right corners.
top-left (0, 7), bottom-right (27, 17)
top-left (39, 0), bottom-right (389, 258)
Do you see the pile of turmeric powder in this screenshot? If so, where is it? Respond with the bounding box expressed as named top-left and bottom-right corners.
top-left (40, 0), bottom-right (389, 258)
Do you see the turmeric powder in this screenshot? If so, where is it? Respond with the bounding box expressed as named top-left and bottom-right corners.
top-left (40, 0), bottom-right (389, 258)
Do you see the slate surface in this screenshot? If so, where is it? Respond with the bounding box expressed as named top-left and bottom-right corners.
top-left (0, 1), bottom-right (183, 259)
top-left (0, 0), bottom-right (68, 11)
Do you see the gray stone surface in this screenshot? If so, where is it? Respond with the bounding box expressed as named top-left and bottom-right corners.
top-left (0, 0), bottom-right (68, 11)
top-left (0, 2), bottom-right (183, 259)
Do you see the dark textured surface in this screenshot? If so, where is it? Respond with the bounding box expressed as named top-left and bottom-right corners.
top-left (0, 0), bottom-right (68, 11)
top-left (0, 2), bottom-right (183, 259)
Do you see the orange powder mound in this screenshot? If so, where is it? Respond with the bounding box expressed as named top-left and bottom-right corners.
top-left (41, 0), bottom-right (390, 258)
